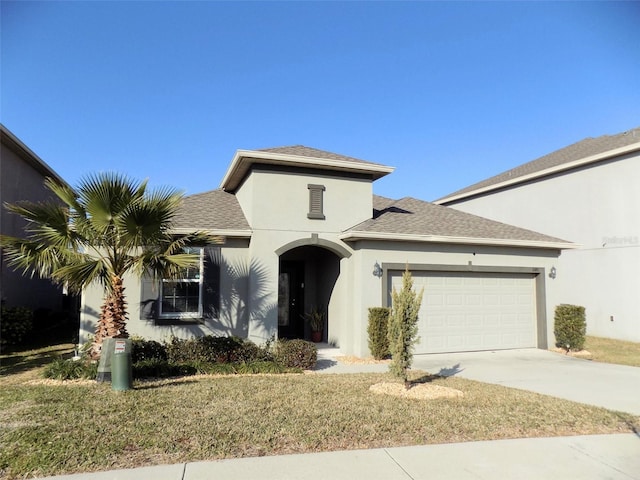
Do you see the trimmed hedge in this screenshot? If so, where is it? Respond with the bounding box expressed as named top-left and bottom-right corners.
top-left (554, 304), bottom-right (586, 351)
top-left (367, 307), bottom-right (391, 360)
top-left (273, 339), bottom-right (317, 369)
top-left (165, 336), bottom-right (270, 364)
top-left (131, 338), bottom-right (167, 363)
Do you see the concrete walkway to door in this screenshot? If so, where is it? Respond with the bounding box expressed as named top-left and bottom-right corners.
top-left (409, 348), bottom-right (640, 415)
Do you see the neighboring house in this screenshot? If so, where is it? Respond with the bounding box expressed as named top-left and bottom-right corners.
top-left (81, 146), bottom-right (572, 356)
top-left (0, 124), bottom-right (67, 312)
top-left (436, 127), bottom-right (640, 343)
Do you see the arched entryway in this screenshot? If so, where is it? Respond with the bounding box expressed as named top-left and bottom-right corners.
top-left (277, 244), bottom-right (343, 341)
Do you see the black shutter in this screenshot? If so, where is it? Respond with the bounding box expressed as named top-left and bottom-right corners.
top-left (202, 246), bottom-right (221, 319)
top-left (308, 184), bottom-right (325, 219)
top-left (140, 274), bottom-right (159, 320)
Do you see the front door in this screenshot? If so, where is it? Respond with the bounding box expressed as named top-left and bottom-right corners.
top-left (278, 261), bottom-right (305, 339)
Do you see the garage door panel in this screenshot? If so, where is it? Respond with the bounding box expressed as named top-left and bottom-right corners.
top-left (390, 271), bottom-right (537, 354)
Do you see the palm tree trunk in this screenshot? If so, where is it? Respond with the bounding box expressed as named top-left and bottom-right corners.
top-left (91, 275), bottom-right (129, 359)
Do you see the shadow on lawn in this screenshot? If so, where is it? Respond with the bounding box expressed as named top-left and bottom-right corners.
top-left (0, 344), bottom-right (75, 376)
top-left (408, 363), bottom-right (464, 387)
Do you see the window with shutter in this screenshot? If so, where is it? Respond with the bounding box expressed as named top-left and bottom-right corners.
top-left (140, 246), bottom-right (220, 325)
top-left (308, 184), bottom-right (325, 219)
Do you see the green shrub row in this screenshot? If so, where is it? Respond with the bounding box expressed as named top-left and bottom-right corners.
top-left (554, 304), bottom-right (586, 351)
top-left (164, 336), bottom-right (271, 364)
top-left (43, 335), bottom-right (316, 381)
top-left (367, 307), bottom-right (390, 360)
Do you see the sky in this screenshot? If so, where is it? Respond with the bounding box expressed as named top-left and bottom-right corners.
top-left (1, 1), bottom-right (639, 201)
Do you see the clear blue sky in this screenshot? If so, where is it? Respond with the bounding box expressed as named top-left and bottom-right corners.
top-left (2, 1), bottom-right (639, 201)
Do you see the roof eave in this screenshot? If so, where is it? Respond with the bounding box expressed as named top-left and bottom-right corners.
top-left (220, 149), bottom-right (395, 191)
top-left (0, 124), bottom-right (68, 187)
top-left (339, 231), bottom-right (577, 250)
top-left (436, 142), bottom-right (640, 205)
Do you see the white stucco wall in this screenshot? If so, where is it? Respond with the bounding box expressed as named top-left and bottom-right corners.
top-left (234, 167), bottom-right (373, 233)
top-left (444, 151), bottom-right (640, 342)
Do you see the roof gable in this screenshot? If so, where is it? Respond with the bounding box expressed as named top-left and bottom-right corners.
top-left (220, 145), bottom-right (394, 192)
top-left (437, 127), bottom-right (640, 203)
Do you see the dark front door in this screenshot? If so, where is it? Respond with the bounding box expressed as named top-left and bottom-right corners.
top-left (278, 261), bottom-right (305, 339)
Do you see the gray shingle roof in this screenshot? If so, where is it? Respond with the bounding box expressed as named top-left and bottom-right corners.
top-left (258, 145), bottom-right (388, 167)
top-left (439, 127), bottom-right (640, 201)
top-left (173, 189), bottom-right (250, 232)
top-left (349, 196), bottom-right (569, 244)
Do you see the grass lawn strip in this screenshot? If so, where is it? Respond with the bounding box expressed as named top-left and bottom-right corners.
top-left (1, 370), bottom-right (637, 479)
top-left (584, 336), bottom-right (640, 367)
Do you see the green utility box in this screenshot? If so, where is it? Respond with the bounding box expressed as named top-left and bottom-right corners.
top-left (111, 338), bottom-right (133, 391)
top-left (96, 338), bottom-right (115, 382)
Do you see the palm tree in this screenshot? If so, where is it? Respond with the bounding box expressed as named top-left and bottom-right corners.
top-left (1, 172), bottom-right (219, 358)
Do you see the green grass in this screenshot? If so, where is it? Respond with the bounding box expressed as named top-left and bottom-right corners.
top-left (585, 336), bottom-right (640, 367)
top-left (1, 365), bottom-right (638, 479)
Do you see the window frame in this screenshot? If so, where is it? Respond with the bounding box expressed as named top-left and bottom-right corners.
top-left (158, 246), bottom-right (205, 319)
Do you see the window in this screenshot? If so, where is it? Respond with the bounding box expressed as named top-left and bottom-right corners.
top-left (307, 184), bottom-right (325, 219)
top-left (159, 246), bottom-right (204, 318)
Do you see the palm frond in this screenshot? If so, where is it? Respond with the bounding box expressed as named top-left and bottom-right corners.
top-left (0, 235), bottom-right (65, 280)
top-left (44, 177), bottom-right (85, 216)
top-left (53, 258), bottom-right (109, 293)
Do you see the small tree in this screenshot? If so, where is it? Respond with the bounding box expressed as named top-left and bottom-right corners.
top-left (388, 267), bottom-right (423, 388)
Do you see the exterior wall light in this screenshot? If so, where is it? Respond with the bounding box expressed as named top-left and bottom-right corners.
top-left (373, 261), bottom-right (383, 278)
top-left (549, 266), bottom-right (557, 279)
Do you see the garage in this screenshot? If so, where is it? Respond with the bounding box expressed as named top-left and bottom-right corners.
top-left (389, 270), bottom-right (538, 354)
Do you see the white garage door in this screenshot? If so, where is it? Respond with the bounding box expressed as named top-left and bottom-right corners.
top-left (389, 271), bottom-right (537, 354)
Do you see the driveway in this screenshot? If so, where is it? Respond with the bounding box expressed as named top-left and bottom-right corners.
top-left (411, 349), bottom-right (640, 415)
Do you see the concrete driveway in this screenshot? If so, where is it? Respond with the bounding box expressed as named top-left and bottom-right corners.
top-left (411, 349), bottom-right (640, 415)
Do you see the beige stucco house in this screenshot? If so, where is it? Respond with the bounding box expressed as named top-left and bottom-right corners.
top-left (1, 124), bottom-right (67, 312)
top-left (437, 127), bottom-right (640, 343)
top-left (81, 146), bottom-right (573, 356)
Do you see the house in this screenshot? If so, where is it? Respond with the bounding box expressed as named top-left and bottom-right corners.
top-left (0, 124), bottom-right (67, 312)
top-left (436, 127), bottom-right (640, 343)
top-left (80, 146), bottom-right (573, 356)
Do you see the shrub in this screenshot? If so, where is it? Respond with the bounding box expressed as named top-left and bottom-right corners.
top-left (368, 307), bottom-right (390, 360)
top-left (42, 358), bottom-right (97, 380)
top-left (388, 268), bottom-right (423, 387)
top-left (0, 306), bottom-right (33, 348)
top-left (165, 335), bottom-right (269, 364)
top-left (273, 339), bottom-right (317, 369)
top-left (554, 304), bottom-right (586, 351)
top-left (131, 338), bottom-right (167, 363)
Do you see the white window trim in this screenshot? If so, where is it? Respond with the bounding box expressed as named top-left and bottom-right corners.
top-left (159, 247), bottom-right (204, 319)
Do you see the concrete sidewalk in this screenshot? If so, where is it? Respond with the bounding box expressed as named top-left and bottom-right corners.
top-left (40, 434), bottom-right (640, 479)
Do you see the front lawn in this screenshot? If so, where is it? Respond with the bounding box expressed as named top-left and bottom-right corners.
top-left (1, 364), bottom-right (637, 479)
top-left (585, 336), bottom-right (640, 367)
